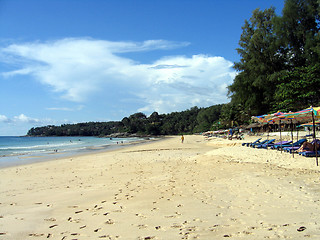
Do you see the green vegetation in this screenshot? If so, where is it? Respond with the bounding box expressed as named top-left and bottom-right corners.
top-left (229, 0), bottom-right (320, 119)
top-left (27, 105), bottom-right (224, 136)
top-left (27, 0), bottom-right (320, 136)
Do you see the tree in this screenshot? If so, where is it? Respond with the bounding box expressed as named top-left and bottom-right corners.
top-left (274, 0), bottom-right (320, 67)
top-left (274, 64), bottom-right (320, 111)
top-left (229, 7), bottom-right (284, 116)
top-left (228, 0), bottom-right (320, 121)
top-left (194, 105), bottom-right (223, 132)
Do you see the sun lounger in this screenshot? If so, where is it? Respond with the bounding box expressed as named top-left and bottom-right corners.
top-left (283, 146), bottom-right (300, 153)
top-left (249, 139), bottom-right (268, 147)
top-left (255, 139), bottom-right (276, 148)
top-left (299, 150), bottom-right (320, 157)
top-left (242, 138), bottom-right (261, 147)
top-left (268, 141), bottom-right (292, 149)
top-left (273, 139), bottom-right (307, 150)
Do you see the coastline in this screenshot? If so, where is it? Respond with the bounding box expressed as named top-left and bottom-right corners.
top-left (0, 136), bottom-right (159, 169)
top-left (1, 135), bottom-right (320, 239)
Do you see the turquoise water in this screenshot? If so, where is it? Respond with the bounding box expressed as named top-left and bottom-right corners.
top-left (0, 136), bottom-right (142, 167)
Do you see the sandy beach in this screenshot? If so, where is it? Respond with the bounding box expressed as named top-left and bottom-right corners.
top-left (1, 135), bottom-right (320, 239)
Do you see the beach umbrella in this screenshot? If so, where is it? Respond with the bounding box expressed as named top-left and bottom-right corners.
top-left (282, 107), bottom-right (320, 123)
top-left (252, 112), bottom-right (288, 152)
top-left (252, 107), bottom-right (320, 164)
top-left (298, 120), bottom-right (320, 128)
top-left (267, 115), bottom-right (293, 154)
top-left (251, 111), bottom-right (286, 125)
top-left (269, 107), bottom-right (320, 165)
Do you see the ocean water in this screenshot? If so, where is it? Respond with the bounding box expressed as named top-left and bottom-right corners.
top-left (0, 136), bottom-right (142, 168)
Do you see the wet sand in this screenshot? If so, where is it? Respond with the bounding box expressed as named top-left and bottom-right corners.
top-left (1, 135), bottom-right (320, 239)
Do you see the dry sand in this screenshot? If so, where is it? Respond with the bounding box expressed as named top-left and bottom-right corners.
top-left (1, 135), bottom-right (320, 239)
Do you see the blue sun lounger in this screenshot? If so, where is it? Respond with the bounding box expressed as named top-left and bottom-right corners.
top-left (268, 140), bottom-right (292, 149)
top-left (254, 139), bottom-right (276, 148)
top-left (283, 146), bottom-right (300, 153)
top-left (250, 139), bottom-right (269, 148)
top-left (283, 139), bottom-right (307, 152)
top-left (250, 140), bottom-right (269, 148)
top-left (299, 150), bottom-right (320, 157)
top-left (242, 138), bottom-right (261, 147)
top-left (273, 139), bottom-right (307, 150)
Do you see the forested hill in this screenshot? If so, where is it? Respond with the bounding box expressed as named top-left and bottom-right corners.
top-left (27, 105), bottom-right (225, 136)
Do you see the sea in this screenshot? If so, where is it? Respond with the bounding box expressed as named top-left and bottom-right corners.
top-left (0, 136), bottom-right (144, 168)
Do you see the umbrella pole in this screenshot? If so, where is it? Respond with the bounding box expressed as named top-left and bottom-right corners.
top-left (291, 120), bottom-right (294, 158)
top-left (280, 120), bottom-right (282, 153)
top-left (267, 123), bottom-right (269, 150)
top-left (312, 110), bottom-right (318, 166)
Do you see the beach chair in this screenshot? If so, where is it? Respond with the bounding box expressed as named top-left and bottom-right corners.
top-left (299, 150), bottom-right (320, 157)
top-left (283, 139), bottom-right (307, 152)
top-left (268, 140), bottom-right (292, 150)
top-left (250, 139), bottom-right (268, 148)
top-left (283, 146), bottom-right (301, 153)
top-left (254, 139), bottom-right (276, 148)
top-left (242, 138), bottom-right (261, 147)
top-left (273, 139), bottom-right (307, 150)
top-left (297, 139), bottom-right (320, 155)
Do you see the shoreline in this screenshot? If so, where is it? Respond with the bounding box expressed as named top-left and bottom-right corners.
top-left (1, 135), bottom-right (320, 239)
top-left (0, 137), bottom-right (162, 169)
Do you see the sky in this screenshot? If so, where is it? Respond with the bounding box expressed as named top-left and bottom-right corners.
top-left (0, 0), bottom-right (285, 136)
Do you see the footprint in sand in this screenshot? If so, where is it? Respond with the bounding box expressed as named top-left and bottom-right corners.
top-left (105, 219), bottom-right (115, 224)
top-left (139, 236), bottom-right (155, 240)
top-left (137, 224), bottom-right (148, 229)
top-left (29, 233), bottom-right (44, 237)
top-left (171, 224), bottom-right (183, 229)
top-left (165, 215), bottom-right (177, 218)
top-left (136, 213), bottom-right (147, 218)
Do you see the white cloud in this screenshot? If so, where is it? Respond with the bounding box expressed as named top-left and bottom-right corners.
top-left (0, 114), bottom-right (73, 136)
top-left (107, 39), bottom-right (190, 53)
top-left (0, 114), bottom-right (64, 125)
top-left (0, 114), bottom-right (10, 123)
top-left (13, 114), bottom-right (40, 124)
top-left (1, 38), bottom-right (235, 114)
top-left (46, 105), bottom-right (84, 111)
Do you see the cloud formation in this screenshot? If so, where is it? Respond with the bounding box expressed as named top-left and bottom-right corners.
top-left (0, 114), bottom-right (41, 124)
top-left (0, 113), bottom-right (71, 126)
top-left (0, 114), bottom-right (72, 135)
top-left (1, 38), bottom-right (236, 114)
top-left (46, 105), bottom-right (85, 111)
top-left (0, 115), bottom-right (10, 123)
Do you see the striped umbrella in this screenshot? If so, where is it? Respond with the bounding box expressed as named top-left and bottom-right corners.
top-left (252, 107), bottom-right (320, 164)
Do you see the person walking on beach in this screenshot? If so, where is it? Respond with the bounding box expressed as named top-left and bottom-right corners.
top-left (181, 135), bottom-right (184, 143)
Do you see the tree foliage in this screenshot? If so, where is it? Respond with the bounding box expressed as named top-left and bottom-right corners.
top-left (229, 0), bottom-right (320, 118)
top-left (230, 7), bottom-right (284, 116)
top-left (274, 64), bottom-right (320, 111)
top-left (27, 106), bottom-right (223, 136)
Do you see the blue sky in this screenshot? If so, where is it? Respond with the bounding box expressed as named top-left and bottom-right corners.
top-left (0, 0), bottom-right (284, 136)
